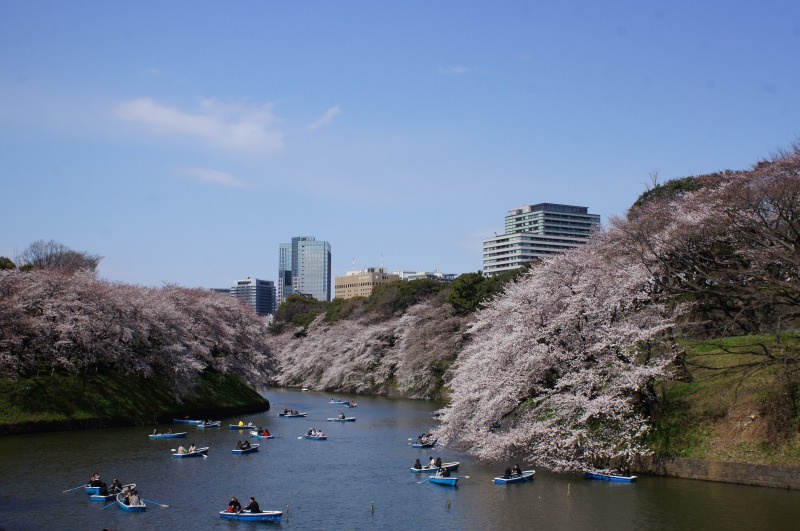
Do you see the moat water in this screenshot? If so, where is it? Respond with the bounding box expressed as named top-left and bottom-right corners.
top-left (0, 388), bottom-right (797, 530)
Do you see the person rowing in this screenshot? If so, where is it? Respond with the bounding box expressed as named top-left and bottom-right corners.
top-left (227, 497), bottom-right (242, 513)
top-left (244, 497), bottom-right (260, 513)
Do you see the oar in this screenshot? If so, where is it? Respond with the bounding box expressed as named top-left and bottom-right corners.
top-left (102, 500), bottom-right (117, 509)
top-left (142, 497), bottom-right (169, 508)
top-left (63, 484), bottom-right (87, 493)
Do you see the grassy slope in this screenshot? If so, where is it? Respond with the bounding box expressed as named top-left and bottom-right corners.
top-left (649, 334), bottom-right (800, 466)
top-left (0, 369), bottom-right (268, 432)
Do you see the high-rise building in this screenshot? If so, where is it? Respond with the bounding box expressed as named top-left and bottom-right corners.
top-left (230, 277), bottom-right (276, 316)
top-left (278, 236), bottom-right (332, 303)
top-left (483, 203), bottom-right (600, 275)
top-left (334, 267), bottom-right (400, 299)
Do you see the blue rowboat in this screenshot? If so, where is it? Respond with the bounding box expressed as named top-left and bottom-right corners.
top-left (278, 412), bottom-right (307, 418)
top-left (229, 423), bottom-right (256, 430)
top-left (410, 462), bottom-right (460, 473)
top-left (84, 485), bottom-right (101, 495)
top-left (328, 399), bottom-right (348, 404)
top-left (219, 510), bottom-right (283, 523)
top-left (90, 483), bottom-right (135, 501)
top-left (428, 475), bottom-right (462, 487)
top-left (326, 417), bottom-right (356, 422)
top-left (172, 418), bottom-right (203, 425)
top-left (232, 443), bottom-right (260, 454)
top-left (411, 440), bottom-right (436, 449)
top-left (171, 446), bottom-right (209, 458)
top-left (116, 491), bottom-right (146, 512)
top-left (584, 472), bottom-right (637, 483)
top-left (305, 434), bottom-right (327, 440)
top-left (197, 421), bottom-right (221, 428)
top-left (248, 430), bottom-right (274, 439)
top-left (149, 432), bottom-right (187, 439)
top-left (493, 470), bottom-right (535, 484)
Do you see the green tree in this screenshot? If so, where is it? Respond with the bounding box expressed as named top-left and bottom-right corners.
top-left (0, 256), bottom-right (15, 270)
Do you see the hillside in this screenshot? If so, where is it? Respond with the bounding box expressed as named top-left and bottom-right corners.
top-left (267, 145), bottom-right (800, 475)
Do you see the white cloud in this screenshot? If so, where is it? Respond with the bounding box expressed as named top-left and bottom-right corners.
top-left (439, 65), bottom-right (476, 75)
top-left (181, 167), bottom-right (252, 189)
top-left (114, 97), bottom-right (283, 154)
top-left (307, 105), bottom-right (341, 132)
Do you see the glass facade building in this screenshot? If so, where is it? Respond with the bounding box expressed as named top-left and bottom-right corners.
top-left (278, 236), bottom-right (332, 303)
top-left (230, 277), bottom-right (276, 316)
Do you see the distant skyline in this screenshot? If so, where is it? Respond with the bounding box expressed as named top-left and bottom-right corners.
top-left (2, 1), bottom-right (799, 288)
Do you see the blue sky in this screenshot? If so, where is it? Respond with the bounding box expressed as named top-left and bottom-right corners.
top-left (1, 1), bottom-right (798, 290)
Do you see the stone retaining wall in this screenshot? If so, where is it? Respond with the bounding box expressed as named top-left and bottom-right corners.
top-left (651, 457), bottom-right (800, 489)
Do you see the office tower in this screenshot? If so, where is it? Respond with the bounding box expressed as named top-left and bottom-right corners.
top-left (278, 236), bottom-right (332, 302)
top-left (483, 203), bottom-right (600, 275)
top-left (230, 277), bottom-right (276, 316)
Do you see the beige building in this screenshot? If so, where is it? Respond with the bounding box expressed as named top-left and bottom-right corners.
top-left (334, 267), bottom-right (399, 299)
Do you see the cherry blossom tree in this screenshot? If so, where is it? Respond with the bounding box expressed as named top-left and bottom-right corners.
top-left (435, 233), bottom-right (682, 472)
top-left (0, 268), bottom-right (276, 396)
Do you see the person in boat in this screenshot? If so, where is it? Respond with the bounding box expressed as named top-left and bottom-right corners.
top-left (338, 412), bottom-right (346, 419)
top-left (89, 473), bottom-right (102, 487)
top-left (413, 458), bottom-right (422, 469)
top-left (167, 428), bottom-right (173, 434)
top-left (261, 428), bottom-right (270, 437)
top-left (98, 482), bottom-right (109, 496)
top-left (236, 440), bottom-right (243, 450)
top-left (110, 479), bottom-right (124, 493)
top-left (244, 497), bottom-right (260, 513)
top-left (503, 466), bottom-right (512, 479)
top-left (128, 489), bottom-right (141, 506)
top-left (228, 497), bottom-right (242, 513)
top-left (437, 466), bottom-right (451, 477)
top-left (512, 464), bottom-right (523, 476)
top-left (242, 440), bottom-right (251, 449)
top-left (177, 444), bottom-right (187, 454)
top-left (283, 408), bottom-right (289, 415)
top-left (238, 420), bottom-right (244, 426)
top-left (434, 457), bottom-right (442, 468)
top-left (306, 428), bottom-right (313, 436)
top-left (429, 456), bottom-right (436, 467)
top-left (188, 443), bottom-right (196, 453)
top-left (152, 428), bottom-right (158, 435)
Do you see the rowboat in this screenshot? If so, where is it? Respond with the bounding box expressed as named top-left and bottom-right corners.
top-left (232, 443), bottom-right (260, 454)
top-left (584, 472), bottom-right (637, 483)
top-left (326, 417), bottom-right (356, 422)
top-left (90, 483), bottom-right (135, 501)
top-left (428, 475), bottom-right (462, 487)
top-left (412, 439), bottom-right (436, 449)
top-left (149, 432), bottom-right (187, 439)
top-left (172, 418), bottom-right (203, 425)
top-left (171, 447), bottom-right (209, 458)
top-left (197, 421), bottom-right (221, 428)
top-left (493, 470), bottom-right (535, 484)
top-left (249, 430), bottom-right (275, 439)
top-left (229, 423), bottom-right (256, 430)
top-left (219, 510), bottom-right (283, 523)
top-left (410, 462), bottom-right (460, 473)
top-left (305, 434), bottom-right (327, 440)
top-left (116, 491), bottom-right (146, 512)
top-left (278, 412), bottom-right (307, 418)
top-left (328, 399), bottom-right (348, 404)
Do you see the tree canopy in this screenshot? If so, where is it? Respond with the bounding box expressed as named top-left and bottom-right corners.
top-left (436, 144), bottom-right (800, 472)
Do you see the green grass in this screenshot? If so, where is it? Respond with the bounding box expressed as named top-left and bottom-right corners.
top-left (0, 369), bottom-right (268, 429)
top-left (648, 333), bottom-right (800, 464)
